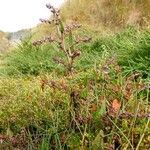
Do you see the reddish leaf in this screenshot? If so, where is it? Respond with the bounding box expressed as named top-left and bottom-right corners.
top-left (90, 104), bottom-right (97, 112)
top-left (112, 99), bottom-right (121, 112)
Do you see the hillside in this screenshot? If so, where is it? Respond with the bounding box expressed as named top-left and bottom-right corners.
top-left (32, 0), bottom-right (150, 39)
top-left (0, 1), bottom-right (150, 149)
top-left (62, 0), bottom-right (150, 28)
top-left (0, 29), bottom-right (31, 54)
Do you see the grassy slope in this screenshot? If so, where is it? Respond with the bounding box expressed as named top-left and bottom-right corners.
top-left (62, 0), bottom-right (150, 28)
top-left (1, 28), bottom-right (150, 150)
top-left (0, 0), bottom-right (150, 149)
top-left (33, 0), bottom-right (150, 39)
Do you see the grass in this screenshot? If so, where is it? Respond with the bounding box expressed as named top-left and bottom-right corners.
top-left (33, 0), bottom-right (150, 41)
top-left (0, 38), bottom-right (63, 77)
top-left (2, 27), bottom-right (150, 79)
top-left (0, 61), bottom-right (150, 149)
top-left (1, 0), bottom-right (150, 148)
top-left (0, 20), bottom-right (150, 150)
top-left (62, 0), bottom-right (150, 28)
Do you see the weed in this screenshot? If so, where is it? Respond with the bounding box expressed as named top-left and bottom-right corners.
top-left (33, 4), bottom-right (91, 74)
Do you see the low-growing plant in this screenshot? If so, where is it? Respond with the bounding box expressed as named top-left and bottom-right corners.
top-left (33, 4), bottom-right (91, 74)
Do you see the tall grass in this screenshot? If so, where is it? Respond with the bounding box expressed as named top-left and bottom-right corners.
top-left (62, 0), bottom-right (150, 28)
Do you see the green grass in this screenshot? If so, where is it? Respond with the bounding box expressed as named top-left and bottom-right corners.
top-left (2, 27), bottom-right (150, 79)
top-left (0, 67), bottom-right (149, 149)
top-left (0, 27), bottom-right (150, 149)
top-left (1, 39), bottom-right (59, 76)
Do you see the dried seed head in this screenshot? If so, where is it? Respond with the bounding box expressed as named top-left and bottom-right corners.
top-left (46, 4), bottom-right (53, 9)
top-left (64, 22), bottom-right (82, 33)
top-left (76, 36), bottom-right (92, 44)
top-left (40, 19), bottom-right (53, 24)
top-left (51, 9), bottom-right (55, 14)
top-left (40, 18), bottom-right (45, 23)
top-left (44, 36), bottom-right (55, 43)
top-left (71, 50), bottom-right (81, 59)
top-left (33, 40), bottom-right (43, 46)
top-left (55, 20), bottom-right (59, 25)
top-left (46, 3), bottom-right (60, 16)
top-left (55, 9), bottom-right (60, 14)
top-left (33, 35), bottom-right (55, 46)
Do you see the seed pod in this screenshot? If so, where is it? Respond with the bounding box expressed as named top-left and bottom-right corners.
top-left (71, 50), bottom-right (81, 59)
top-left (53, 57), bottom-right (66, 66)
top-left (46, 4), bottom-right (52, 9)
top-left (40, 19), bottom-right (52, 24)
top-left (33, 40), bottom-right (43, 46)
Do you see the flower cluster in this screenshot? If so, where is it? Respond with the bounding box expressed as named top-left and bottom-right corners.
top-left (46, 4), bottom-right (60, 25)
top-left (33, 36), bottom-right (55, 46)
top-left (39, 19), bottom-right (54, 24)
top-left (64, 22), bottom-right (82, 33)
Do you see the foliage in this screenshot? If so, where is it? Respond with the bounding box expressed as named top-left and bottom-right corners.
top-left (2, 38), bottom-right (59, 76)
top-left (120, 29), bottom-right (150, 77)
top-left (2, 27), bottom-right (150, 80)
top-left (0, 2), bottom-right (150, 149)
top-left (0, 61), bottom-right (149, 149)
top-left (89, 27), bottom-right (150, 79)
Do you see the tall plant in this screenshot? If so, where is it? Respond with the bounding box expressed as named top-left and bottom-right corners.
top-left (33, 4), bottom-right (91, 73)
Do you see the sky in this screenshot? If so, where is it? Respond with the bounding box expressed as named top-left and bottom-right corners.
top-left (0, 0), bottom-right (64, 32)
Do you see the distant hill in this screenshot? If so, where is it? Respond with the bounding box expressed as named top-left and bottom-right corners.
top-left (0, 29), bottom-right (31, 53)
top-left (7, 29), bottom-right (31, 43)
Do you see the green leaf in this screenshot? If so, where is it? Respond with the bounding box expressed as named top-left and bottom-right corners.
top-left (6, 127), bottom-right (13, 138)
top-left (59, 21), bottom-right (64, 34)
top-left (92, 130), bottom-right (104, 150)
top-left (68, 32), bottom-right (73, 46)
top-left (93, 101), bottom-right (106, 119)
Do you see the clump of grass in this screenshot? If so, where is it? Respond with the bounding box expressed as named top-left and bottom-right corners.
top-left (87, 27), bottom-right (150, 79)
top-left (2, 38), bottom-right (61, 76)
top-left (120, 29), bottom-right (150, 78)
top-left (111, 27), bottom-right (150, 78)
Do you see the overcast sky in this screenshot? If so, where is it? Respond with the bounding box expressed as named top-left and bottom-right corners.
top-left (0, 0), bottom-right (64, 32)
